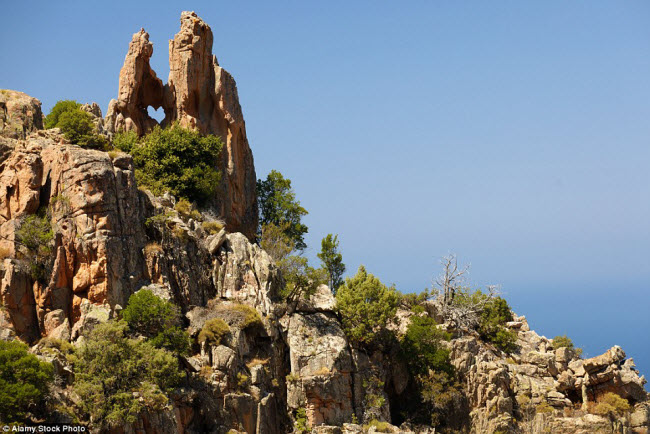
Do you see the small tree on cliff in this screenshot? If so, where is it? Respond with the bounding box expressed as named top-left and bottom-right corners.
top-left (44, 100), bottom-right (81, 128)
top-left (335, 266), bottom-right (400, 349)
top-left (257, 170), bottom-right (308, 250)
top-left (317, 233), bottom-right (346, 293)
top-left (45, 100), bottom-right (107, 149)
top-left (260, 222), bottom-right (325, 305)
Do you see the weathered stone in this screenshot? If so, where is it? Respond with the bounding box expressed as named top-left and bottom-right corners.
top-left (43, 309), bottom-right (65, 335)
top-left (70, 301), bottom-right (110, 340)
top-left (0, 90), bottom-right (43, 139)
top-left (104, 29), bottom-right (165, 136)
top-left (286, 312), bottom-right (353, 426)
top-left (206, 228), bottom-right (227, 254)
top-left (212, 344), bottom-right (236, 372)
top-left (215, 233), bottom-right (281, 315)
top-left (583, 345), bottom-right (626, 374)
top-left (296, 284), bottom-right (336, 313)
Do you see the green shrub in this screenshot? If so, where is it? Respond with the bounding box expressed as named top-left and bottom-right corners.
top-left (317, 233), bottom-right (345, 292)
top-left (0, 340), bottom-right (53, 423)
top-left (478, 296), bottom-right (518, 353)
top-left (593, 392), bottom-right (630, 418)
top-left (202, 220), bottom-right (224, 235)
top-left (295, 407), bottom-right (309, 433)
top-left (231, 304), bottom-right (263, 330)
top-left (149, 326), bottom-right (190, 356)
top-left (363, 419), bottom-right (392, 433)
top-left (174, 198), bottom-right (202, 222)
top-left (15, 212), bottom-right (54, 283)
top-left (552, 334), bottom-right (583, 357)
top-left (44, 100), bottom-right (80, 129)
top-left (73, 321), bottom-right (184, 427)
top-left (418, 370), bottom-right (466, 427)
top-left (454, 290), bottom-right (518, 353)
top-left (174, 198), bottom-right (192, 218)
top-left (39, 337), bottom-right (75, 356)
top-left (121, 289), bottom-right (189, 354)
top-left (286, 372), bottom-right (300, 383)
top-left (335, 266), bottom-right (400, 349)
top-left (535, 401), bottom-right (554, 414)
top-left (58, 109), bottom-right (107, 149)
top-left (112, 130), bottom-right (139, 153)
top-left (131, 125), bottom-right (222, 204)
top-left (198, 318), bottom-right (230, 345)
top-left (400, 315), bottom-right (452, 377)
top-left (236, 372), bottom-right (249, 388)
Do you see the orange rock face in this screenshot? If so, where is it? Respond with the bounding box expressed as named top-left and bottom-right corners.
top-left (105, 11), bottom-right (258, 240)
top-left (105, 29), bottom-right (165, 136)
top-left (0, 132), bottom-right (149, 340)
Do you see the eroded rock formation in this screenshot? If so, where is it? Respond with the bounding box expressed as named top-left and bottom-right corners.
top-left (104, 29), bottom-right (165, 136)
top-left (0, 89), bottom-right (43, 140)
top-left (105, 12), bottom-right (257, 240)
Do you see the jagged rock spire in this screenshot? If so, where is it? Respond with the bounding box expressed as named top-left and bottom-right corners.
top-left (105, 12), bottom-right (257, 240)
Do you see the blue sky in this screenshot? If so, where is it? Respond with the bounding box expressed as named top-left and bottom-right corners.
top-left (1, 1), bottom-right (649, 377)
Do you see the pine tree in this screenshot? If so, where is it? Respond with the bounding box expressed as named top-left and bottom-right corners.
top-left (317, 233), bottom-right (346, 292)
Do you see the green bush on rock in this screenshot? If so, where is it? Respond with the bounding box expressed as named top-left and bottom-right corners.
top-left (198, 318), bottom-right (230, 345)
top-left (477, 296), bottom-right (518, 353)
top-left (552, 334), bottom-right (583, 357)
top-left (73, 321), bottom-right (184, 427)
top-left (112, 130), bottom-right (139, 153)
top-left (45, 100), bottom-right (107, 149)
top-left (335, 265), bottom-right (400, 349)
top-left (44, 100), bottom-right (80, 129)
top-left (121, 289), bottom-right (189, 355)
top-left (400, 315), bottom-right (452, 376)
top-left (0, 340), bottom-right (53, 423)
top-left (15, 211), bottom-right (54, 283)
top-left (131, 125), bottom-right (222, 204)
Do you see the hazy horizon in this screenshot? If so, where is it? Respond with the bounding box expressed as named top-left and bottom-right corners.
top-left (1, 1), bottom-right (648, 379)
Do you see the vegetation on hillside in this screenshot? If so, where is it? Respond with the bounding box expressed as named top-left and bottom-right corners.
top-left (121, 289), bottom-right (190, 355)
top-left (15, 210), bottom-right (55, 283)
top-left (335, 265), bottom-right (400, 349)
top-left (552, 334), bottom-right (583, 357)
top-left (0, 340), bottom-right (53, 423)
top-left (257, 175), bottom-right (326, 303)
top-left (73, 321), bottom-right (184, 427)
top-left (45, 100), bottom-right (107, 149)
top-left (257, 170), bottom-right (309, 250)
top-left (131, 125), bottom-right (222, 204)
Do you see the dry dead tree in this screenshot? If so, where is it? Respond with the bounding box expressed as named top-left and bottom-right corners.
top-left (432, 254), bottom-right (501, 329)
top-left (434, 254), bottom-right (469, 306)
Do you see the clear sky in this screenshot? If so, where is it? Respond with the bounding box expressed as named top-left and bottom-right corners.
top-left (1, 1), bottom-right (649, 377)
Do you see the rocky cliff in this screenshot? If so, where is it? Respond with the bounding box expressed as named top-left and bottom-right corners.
top-left (0, 12), bottom-right (648, 434)
top-left (105, 12), bottom-right (257, 240)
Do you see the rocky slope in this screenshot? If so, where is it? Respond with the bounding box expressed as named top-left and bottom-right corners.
top-left (0, 11), bottom-right (648, 434)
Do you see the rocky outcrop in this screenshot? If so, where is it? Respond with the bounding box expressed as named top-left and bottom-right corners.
top-left (104, 29), bottom-right (165, 136)
top-left (105, 12), bottom-right (258, 240)
top-left (439, 314), bottom-right (650, 433)
top-left (0, 89), bottom-right (43, 139)
top-left (0, 130), bottom-right (149, 340)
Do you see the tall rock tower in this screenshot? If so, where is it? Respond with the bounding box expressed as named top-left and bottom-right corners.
top-left (105, 12), bottom-right (258, 240)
